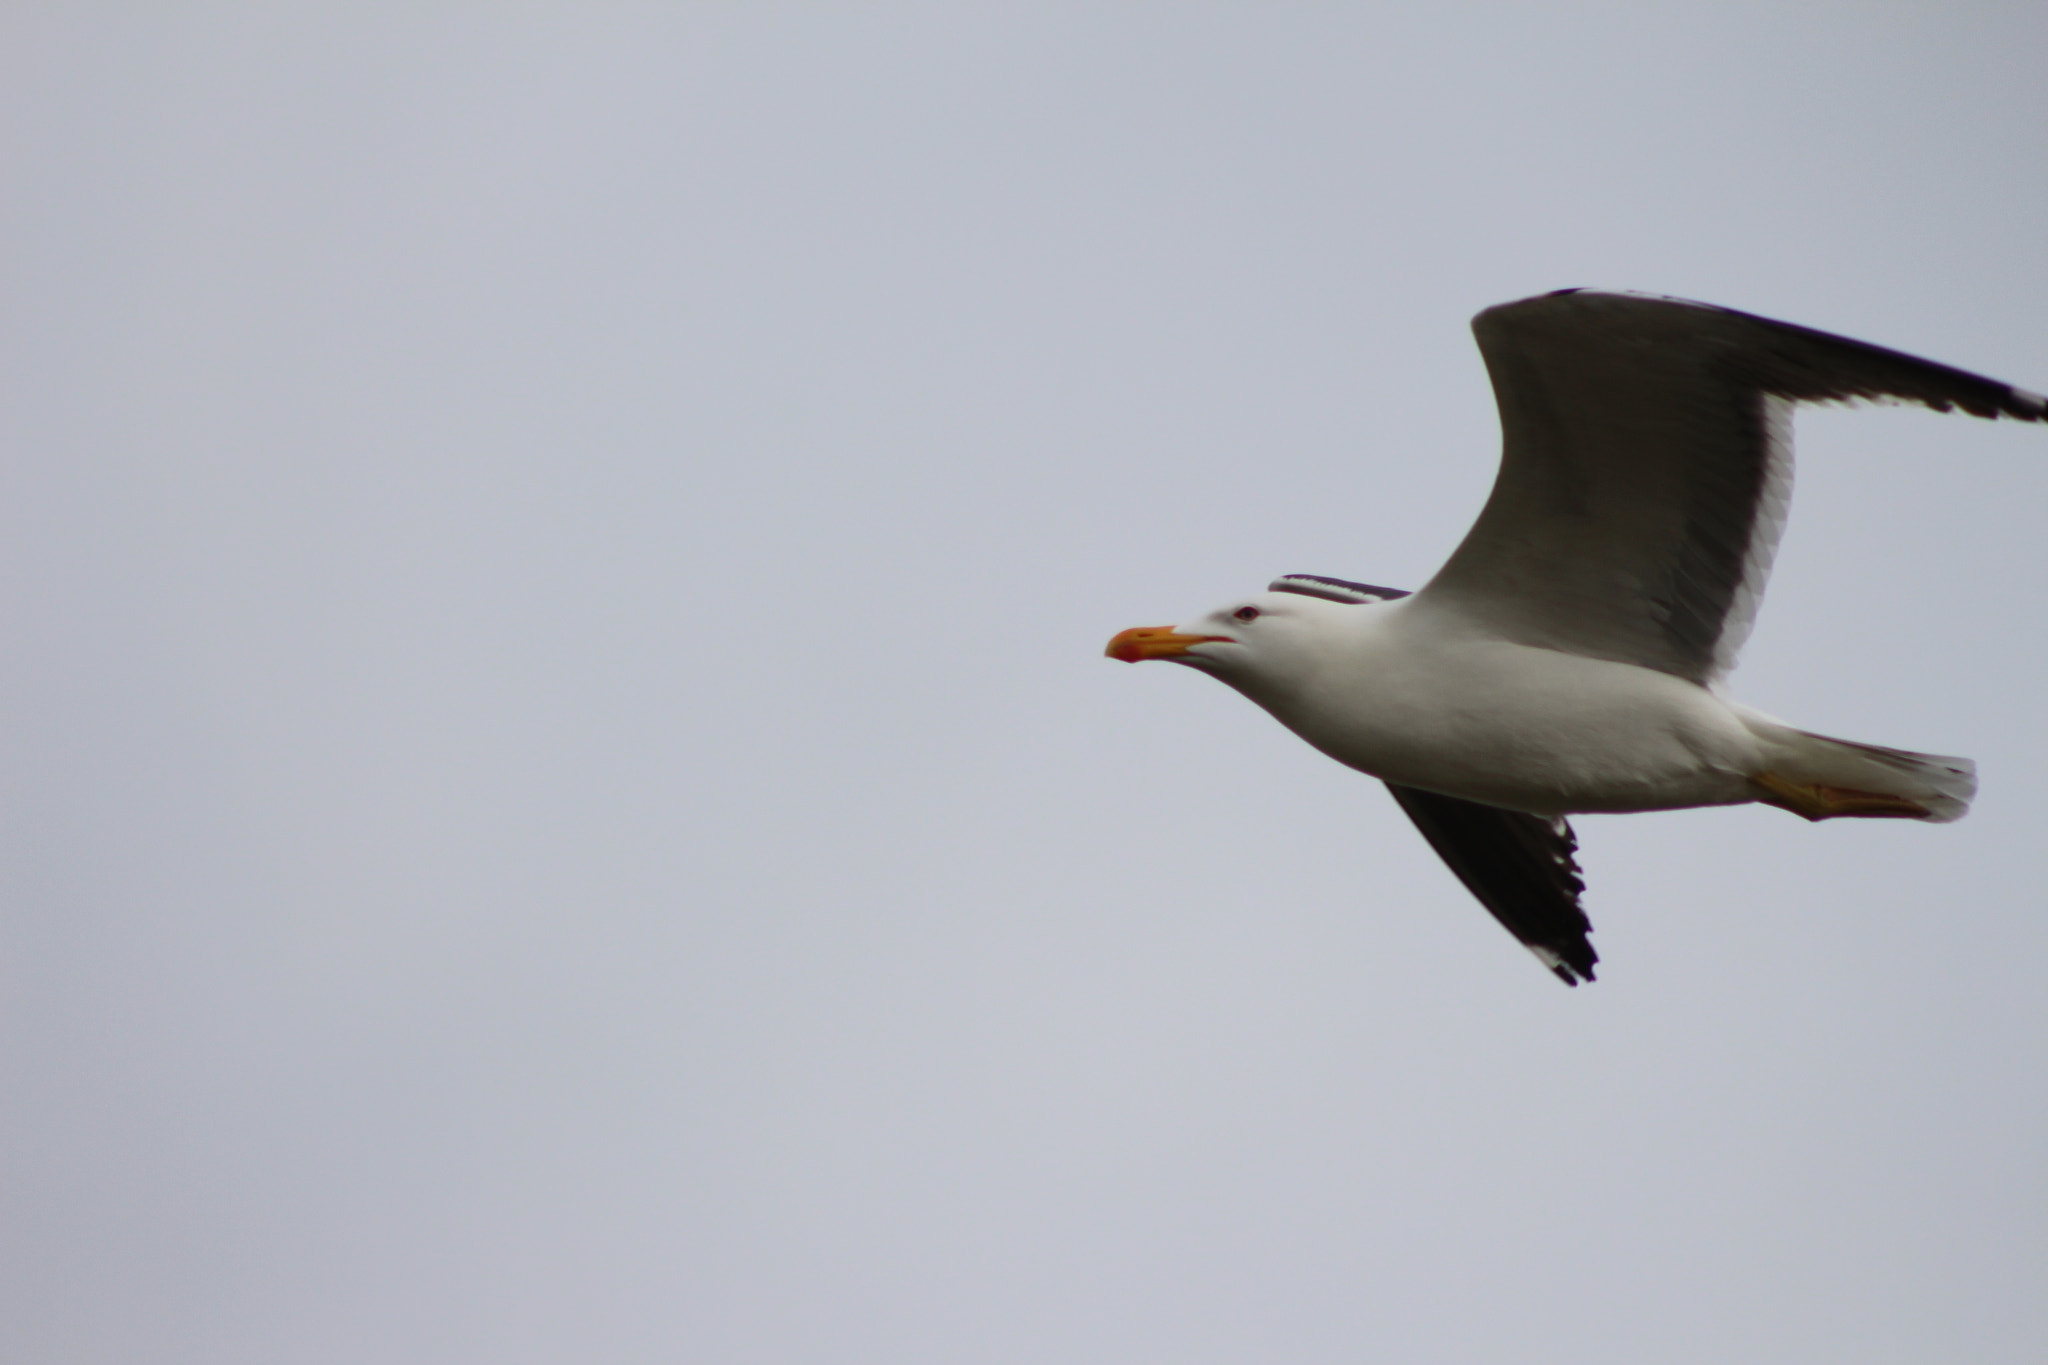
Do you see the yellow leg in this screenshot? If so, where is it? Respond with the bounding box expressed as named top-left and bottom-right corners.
top-left (1750, 771), bottom-right (1931, 822)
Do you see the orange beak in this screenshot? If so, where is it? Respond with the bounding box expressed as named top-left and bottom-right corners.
top-left (1104, 625), bottom-right (1233, 663)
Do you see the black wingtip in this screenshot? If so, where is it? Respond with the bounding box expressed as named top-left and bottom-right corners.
top-left (1551, 960), bottom-right (1596, 987)
top-left (1385, 784), bottom-right (1599, 987)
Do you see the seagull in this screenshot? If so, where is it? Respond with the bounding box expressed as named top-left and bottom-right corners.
top-left (1106, 289), bottom-right (2045, 985)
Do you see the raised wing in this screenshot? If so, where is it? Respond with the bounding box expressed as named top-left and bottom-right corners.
top-left (1415, 290), bottom-right (2047, 684)
top-left (1386, 784), bottom-right (1596, 986)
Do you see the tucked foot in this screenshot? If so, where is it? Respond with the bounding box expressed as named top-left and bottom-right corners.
top-left (1750, 771), bottom-right (1932, 822)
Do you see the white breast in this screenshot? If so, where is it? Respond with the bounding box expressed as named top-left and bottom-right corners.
top-left (1240, 605), bottom-right (1766, 815)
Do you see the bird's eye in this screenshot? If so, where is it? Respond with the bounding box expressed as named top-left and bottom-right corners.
top-left (1233, 606), bottom-right (1261, 622)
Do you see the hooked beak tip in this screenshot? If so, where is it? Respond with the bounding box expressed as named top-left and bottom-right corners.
top-left (1104, 625), bottom-right (1229, 663)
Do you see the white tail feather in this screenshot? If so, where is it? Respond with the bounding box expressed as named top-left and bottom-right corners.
top-left (1735, 709), bottom-right (1976, 823)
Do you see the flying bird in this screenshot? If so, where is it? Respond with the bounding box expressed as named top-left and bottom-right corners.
top-left (1106, 289), bottom-right (2045, 984)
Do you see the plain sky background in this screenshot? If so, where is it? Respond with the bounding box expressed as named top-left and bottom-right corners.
top-left (4, 5), bottom-right (2046, 1363)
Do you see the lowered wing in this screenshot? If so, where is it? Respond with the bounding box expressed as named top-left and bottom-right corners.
top-left (1272, 574), bottom-right (1598, 984)
top-left (1385, 784), bottom-right (1596, 986)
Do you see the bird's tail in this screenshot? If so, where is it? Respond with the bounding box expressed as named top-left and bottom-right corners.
top-left (1736, 708), bottom-right (1975, 823)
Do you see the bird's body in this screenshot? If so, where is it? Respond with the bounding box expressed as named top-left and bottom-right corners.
top-left (1177, 590), bottom-right (1971, 822)
top-left (1108, 289), bottom-right (2041, 983)
top-left (1219, 595), bottom-right (1763, 816)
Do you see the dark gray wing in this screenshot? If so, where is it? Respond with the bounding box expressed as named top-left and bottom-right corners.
top-left (1414, 290), bottom-right (2047, 684)
top-left (1386, 784), bottom-right (1596, 986)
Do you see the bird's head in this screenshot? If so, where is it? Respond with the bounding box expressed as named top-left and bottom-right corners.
top-left (1104, 592), bottom-right (1337, 688)
top-left (1106, 575), bottom-right (1411, 698)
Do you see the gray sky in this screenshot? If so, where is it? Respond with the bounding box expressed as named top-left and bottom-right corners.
top-left (4, 5), bottom-right (2045, 1362)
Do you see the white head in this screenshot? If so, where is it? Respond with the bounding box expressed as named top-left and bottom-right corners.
top-left (1105, 574), bottom-right (1411, 705)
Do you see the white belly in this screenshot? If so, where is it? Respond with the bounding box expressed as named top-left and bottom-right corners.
top-left (1250, 633), bottom-right (1764, 816)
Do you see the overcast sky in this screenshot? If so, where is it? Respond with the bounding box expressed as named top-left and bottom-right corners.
top-left (4, 5), bottom-right (2046, 1363)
